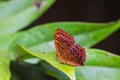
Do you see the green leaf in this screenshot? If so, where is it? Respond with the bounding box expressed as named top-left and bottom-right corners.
top-left (85, 48), bottom-right (120, 67)
top-left (10, 21), bottom-right (120, 80)
top-left (12, 45), bottom-right (120, 80)
top-left (0, 57), bottom-right (10, 80)
top-left (10, 21), bottom-right (120, 52)
top-left (0, 34), bottom-right (19, 52)
top-left (10, 20), bottom-right (120, 65)
top-left (0, 0), bottom-right (55, 51)
top-left (37, 60), bottom-right (70, 80)
top-left (13, 45), bottom-right (76, 80)
top-left (0, 1), bottom-right (8, 9)
top-left (0, 0), bottom-right (55, 36)
top-left (0, 0), bottom-right (34, 20)
top-left (75, 66), bottom-right (120, 80)
top-left (0, 1), bottom-right (55, 80)
top-left (11, 61), bottom-right (54, 80)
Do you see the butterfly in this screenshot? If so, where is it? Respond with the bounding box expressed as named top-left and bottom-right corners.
top-left (54, 28), bottom-right (86, 66)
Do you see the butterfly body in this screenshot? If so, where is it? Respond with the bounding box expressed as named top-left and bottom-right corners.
top-left (54, 28), bottom-right (86, 66)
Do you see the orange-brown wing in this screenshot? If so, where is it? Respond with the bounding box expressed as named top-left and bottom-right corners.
top-left (54, 28), bottom-right (86, 66)
top-left (54, 28), bottom-right (75, 48)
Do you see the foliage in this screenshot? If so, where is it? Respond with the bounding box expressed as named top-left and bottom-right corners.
top-left (0, 0), bottom-right (120, 80)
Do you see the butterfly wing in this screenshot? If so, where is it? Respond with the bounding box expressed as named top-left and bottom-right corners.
top-left (54, 28), bottom-right (86, 66)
